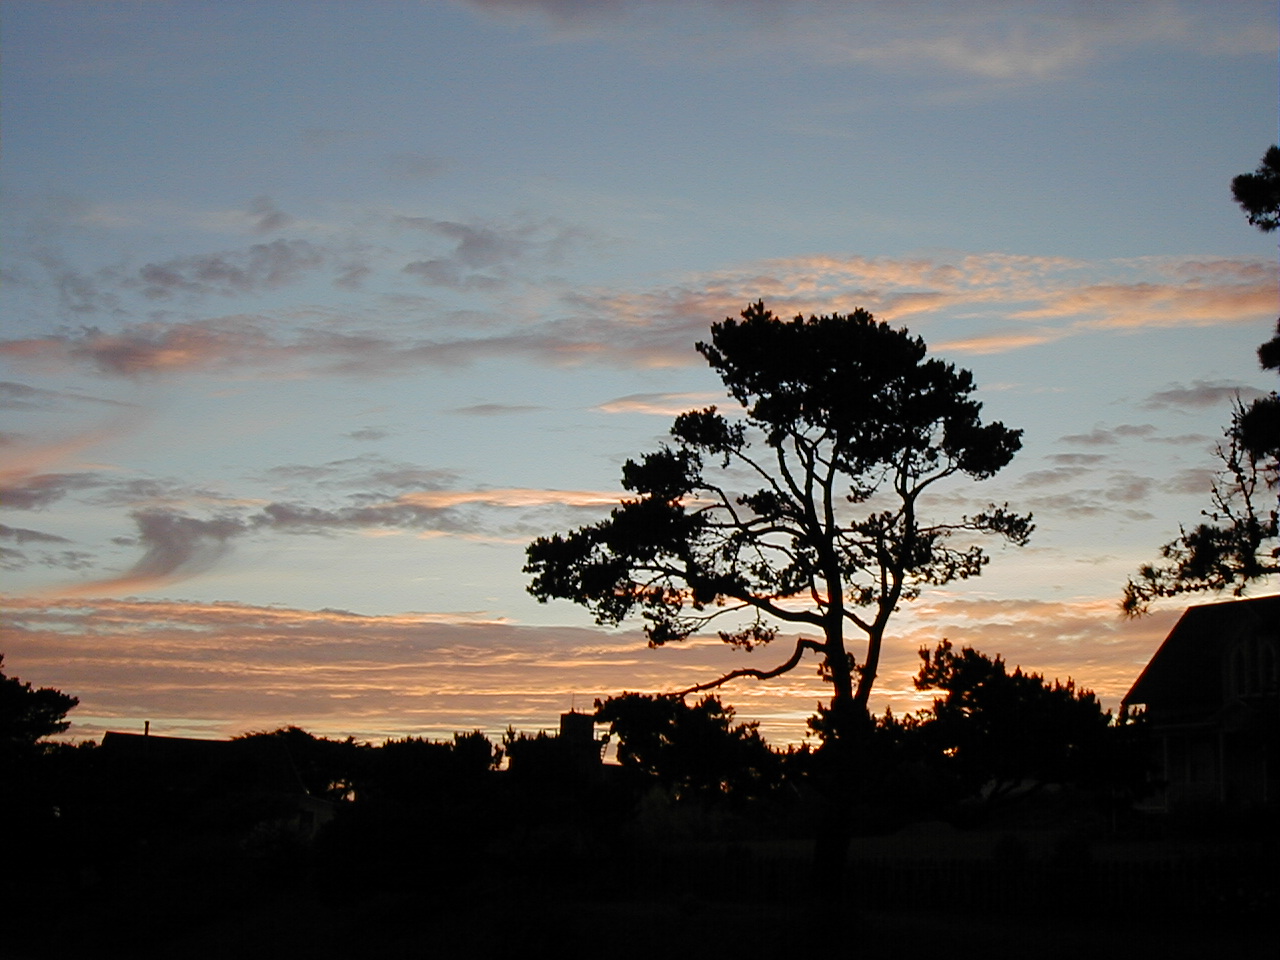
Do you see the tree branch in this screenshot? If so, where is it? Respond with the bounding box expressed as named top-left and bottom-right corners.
top-left (673, 636), bottom-right (825, 696)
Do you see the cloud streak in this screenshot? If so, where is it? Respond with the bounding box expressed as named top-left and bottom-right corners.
top-left (48, 480), bottom-right (623, 594)
top-left (6, 251), bottom-right (1269, 379)
top-left (1, 591), bottom-right (1183, 744)
top-left (462, 1), bottom-right (1272, 82)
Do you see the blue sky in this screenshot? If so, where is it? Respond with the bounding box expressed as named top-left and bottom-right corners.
top-left (2, 0), bottom-right (1277, 744)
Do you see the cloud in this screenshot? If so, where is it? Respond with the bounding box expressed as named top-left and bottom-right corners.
top-left (0, 381), bottom-right (129, 411)
top-left (189, 197), bottom-right (299, 235)
top-left (2, 589), bottom-right (1185, 744)
top-left (27, 250), bottom-right (124, 317)
top-left (461, 1), bottom-right (1271, 82)
top-left (2, 544), bottom-right (96, 573)
top-left (260, 457), bottom-right (462, 498)
top-left (1163, 466), bottom-right (1216, 497)
top-left (1016, 468), bottom-right (1157, 520)
top-left (385, 153), bottom-right (448, 181)
top-left (1143, 379), bottom-right (1265, 411)
top-left (345, 427), bottom-right (389, 441)
top-left (0, 524), bottom-right (71, 545)
top-left (41, 477), bottom-right (620, 593)
top-left (1059, 423), bottom-right (1156, 446)
top-left (447, 404), bottom-right (544, 416)
top-left (934, 330), bottom-right (1066, 355)
top-left (397, 487), bottom-right (621, 509)
top-left (5, 252), bottom-right (1271, 379)
top-left (60, 510), bottom-right (250, 595)
top-left (397, 215), bottom-right (581, 289)
top-left (1018, 281), bottom-right (1278, 330)
top-left (245, 196), bottom-right (293, 234)
top-left (1016, 466), bottom-right (1096, 489)
top-left (1, 473), bottom-right (105, 511)
top-left (0, 421), bottom-right (152, 512)
top-left (1046, 453), bottom-right (1108, 466)
top-left (595, 392), bottom-right (725, 416)
top-left (132, 239), bottom-right (330, 299)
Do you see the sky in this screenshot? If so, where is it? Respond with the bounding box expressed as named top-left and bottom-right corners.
top-left (2, 0), bottom-right (1277, 747)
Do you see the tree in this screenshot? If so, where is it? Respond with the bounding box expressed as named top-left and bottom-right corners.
top-left (1122, 412), bottom-right (1277, 615)
top-left (234, 725), bottom-right (365, 800)
top-left (906, 640), bottom-right (1144, 808)
top-left (526, 302), bottom-right (1032, 741)
top-left (595, 692), bottom-right (782, 801)
top-left (1124, 147), bottom-right (1280, 614)
top-left (1230, 144), bottom-right (1280, 233)
top-left (0, 655), bottom-right (78, 760)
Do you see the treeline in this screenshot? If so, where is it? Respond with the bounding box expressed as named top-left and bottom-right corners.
top-left (0, 643), bottom-right (1235, 960)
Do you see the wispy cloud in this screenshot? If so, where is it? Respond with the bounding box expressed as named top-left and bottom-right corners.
top-left (0, 524), bottom-right (71, 546)
top-left (461, 1), bottom-right (1273, 82)
top-left (0, 381), bottom-right (132, 411)
top-left (447, 403), bottom-right (544, 416)
top-left (1059, 424), bottom-right (1157, 446)
top-left (41, 477), bottom-right (621, 594)
top-left (131, 239), bottom-right (330, 299)
top-left (398, 487), bottom-right (620, 508)
top-left (1143, 379), bottom-right (1265, 411)
top-left (595, 391), bottom-right (725, 415)
top-left (1, 590), bottom-right (1184, 743)
top-left (396, 215), bottom-right (582, 289)
top-left (59, 510), bottom-right (249, 595)
top-left (4, 251), bottom-right (1271, 379)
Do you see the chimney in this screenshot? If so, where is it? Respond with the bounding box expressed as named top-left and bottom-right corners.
top-left (144, 720), bottom-right (150, 737)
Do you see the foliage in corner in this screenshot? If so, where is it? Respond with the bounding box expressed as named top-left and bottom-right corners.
top-left (1125, 146), bottom-right (1280, 614)
top-left (0, 654), bottom-right (79, 759)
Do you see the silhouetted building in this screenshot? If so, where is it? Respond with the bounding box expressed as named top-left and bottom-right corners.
top-left (99, 730), bottom-right (336, 838)
top-left (504, 710), bottom-right (606, 784)
top-left (1123, 595), bottom-right (1280, 809)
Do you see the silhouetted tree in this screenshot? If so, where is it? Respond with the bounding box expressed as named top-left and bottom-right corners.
top-left (908, 640), bottom-right (1145, 809)
top-left (1125, 147), bottom-right (1279, 613)
top-left (527, 303), bottom-right (1031, 747)
top-left (234, 725), bottom-right (365, 800)
top-left (365, 730), bottom-right (501, 802)
top-left (1231, 144), bottom-right (1280, 232)
top-left (595, 692), bottom-right (782, 801)
top-left (0, 655), bottom-right (78, 761)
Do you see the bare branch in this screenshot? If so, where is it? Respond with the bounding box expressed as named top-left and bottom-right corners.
top-left (673, 636), bottom-right (825, 697)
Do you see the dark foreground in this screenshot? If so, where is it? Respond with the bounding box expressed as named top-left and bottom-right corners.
top-left (7, 801), bottom-right (1274, 960)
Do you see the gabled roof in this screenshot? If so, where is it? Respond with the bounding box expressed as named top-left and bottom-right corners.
top-left (1123, 594), bottom-right (1280, 711)
top-left (100, 731), bottom-right (308, 795)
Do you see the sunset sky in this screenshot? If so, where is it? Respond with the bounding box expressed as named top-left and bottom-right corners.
top-left (2, 0), bottom-right (1277, 746)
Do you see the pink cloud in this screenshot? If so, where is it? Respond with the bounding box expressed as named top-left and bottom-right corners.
top-left (1, 590), bottom-right (1189, 746)
top-left (5, 252), bottom-right (1272, 377)
top-left (397, 487), bottom-right (622, 508)
top-left (594, 392), bottom-right (725, 416)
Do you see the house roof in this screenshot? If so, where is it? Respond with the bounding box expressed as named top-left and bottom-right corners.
top-left (1123, 594), bottom-right (1280, 711)
top-left (100, 731), bottom-right (308, 795)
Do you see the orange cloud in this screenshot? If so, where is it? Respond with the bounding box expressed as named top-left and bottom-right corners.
top-left (1016, 282), bottom-right (1278, 328)
top-left (7, 252), bottom-right (1271, 377)
top-left (595, 392), bottom-right (725, 416)
top-left (398, 488), bottom-right (621, 509)
top-left (1, 589), bottom-right (1194, 748)
top-left (936, 329), bottom-right (1068, 355)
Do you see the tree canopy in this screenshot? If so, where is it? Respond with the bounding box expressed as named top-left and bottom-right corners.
top-left (1230, 144), bottom-right (1280, 233)
top-left (595, 692), bottom-right (781, 801)
top-left (0, 655), bottom-right (78, 759)
top-left (906, 640), bottom-right (1133, 804)
top-left (526, 303), bottom-right (1031, 737)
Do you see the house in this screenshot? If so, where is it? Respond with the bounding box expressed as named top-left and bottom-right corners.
top-left (98, 730), bottom-right (337, 840)
top-left (1123, 594), bottom-right (1280, 809)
